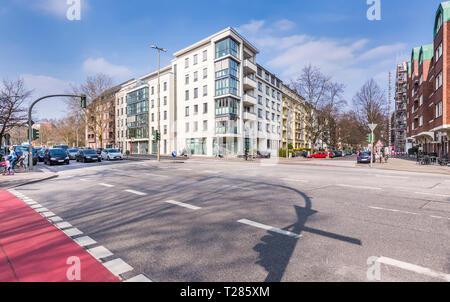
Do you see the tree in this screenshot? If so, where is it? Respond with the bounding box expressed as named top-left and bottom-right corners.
top-left (0, 78), bottom-right (32, 146)
top-left (291, 64), bottom-right (345, 149)
top-left (353, 79), bottom-right (389, 145)
top-left (336, 111), bottom-right (366, 149)
top-left (67, 74), bottom-right (114, 148)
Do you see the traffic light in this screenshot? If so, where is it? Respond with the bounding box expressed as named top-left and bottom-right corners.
top-left (32, 129), bottom-right (40, 140)
top-left (80, 95), bottom-right (87, 108)
top-left (366, 134), bottom-right (373, 143)
top-left (155, 130), bottom-right (161, 141)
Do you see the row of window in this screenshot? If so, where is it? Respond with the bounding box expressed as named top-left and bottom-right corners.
top-left (257, 81), bottom-right (281, 100)
top-left (411, 101), bottom-right (443, 130)
top-left (185, 103), bottom-right (209, 116)
top-left (185, 68), bottom-right (208, 85)
top-left (185, 86), bottom-right (208, 100)
top-left (257, 108), bottom-right (281, 122)
top-left (257, 67), bottom-right (281, 89)
top-left (257, 95), bottom-right (281, 111)
top-left (185, 50), bottom-right (208, 69)
top-left (185, 121), bottom-right (209, 133)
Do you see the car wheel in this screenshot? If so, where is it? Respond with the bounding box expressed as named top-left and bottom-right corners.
top-left (82, 158), bottom-right (86, 163)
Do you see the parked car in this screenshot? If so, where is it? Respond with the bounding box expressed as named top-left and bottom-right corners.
top-left (101, 149), bottom-right (123, 161)
top-left (334, 151), bottom-right (343, 157)
top-left (67, 148), bottom-right (79, 160)
top-left (345, 150), bottom-right (352, 155)
top-left (94, 148), bottom-right (104, 155)
top-left (76, 149), bottom-right (102, 163)
top-left (37, 148), bottom-right (47, 162)
top-left (54, 145), bottom-right (70, 152)
top-left (357, 152), bottom-right (371, 164)
top-left (308, 151), bottom-right (330, 159)
top-left (256, 151), bottom-right (271, 159)
top-left (44, 148), bottom-right (70, 166)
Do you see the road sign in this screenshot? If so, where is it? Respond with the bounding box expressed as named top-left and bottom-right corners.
top-left (368, 123), bottom-right (377, 131)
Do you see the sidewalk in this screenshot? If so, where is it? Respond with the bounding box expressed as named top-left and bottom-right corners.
top-left (0, 171), bottom-right (57, 191)
top-left (0, 191), bottom-right (119, 282)
top-left (370, 158), bottom-right (450, 175)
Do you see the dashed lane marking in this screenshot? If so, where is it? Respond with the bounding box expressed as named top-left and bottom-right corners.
top-left (164, 200), bottom-right (201, 210)
top-left (369, 206), bottom-right (419, 215)
top-left (62, 228), bottom-right (83, 237)
top-left (74, 236), bottom-right (97, 247)
top-left (124, 274), bottom-right (152, 282)
top-left (146, 173), bottom-right (169, 178)
top-left (337, 184), bottom-right (381, 190)
top-left (238, 219), bottom-right (302, 239)
top-left (124, 189), bottom-right (147, 196)
top-left (414, 192), bottom-right (450, 198)
top-left (103, 258), bottom-right (134, 277)
top-left (99, 183), bottom-right (114, 188)
top-left (87, 246), bottom-right (114, 260)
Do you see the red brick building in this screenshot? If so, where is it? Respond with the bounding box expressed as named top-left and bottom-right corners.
top-left (406, 2), bottom-right (450, 157)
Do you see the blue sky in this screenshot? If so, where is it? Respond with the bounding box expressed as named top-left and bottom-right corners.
top-left (0, 0), bottom-right (445, 120)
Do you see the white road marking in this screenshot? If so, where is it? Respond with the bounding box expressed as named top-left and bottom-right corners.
top-left (281, 178), bottom-right (309, 183)
top-left (99, 183), bottom-right (114, 188)
top-left (63, 228), bottom-right (83, 237)
top-left (414, 192), bottom-right (450, 198)
top-left (375, 174), bottom-right (409, 179)
top-left (124, 189), bottom-right (147, 196)
top-left (35, 207), bottom-right (49, 213)
top-left (40, 168), bottom-right (51, 173)
top-left (49, 216), bottom-right (63, 223)
top-left (80, 178), bottom-right (87, 182)
top-left (30, 204), bottom-right (42, 209)
top-left (103, 258), bottom-right (134, 276)
top-left (376, 257), bottom-right (450, 282)
top-left (146, 173), bottom-right (169, 178)
top-left (74, 236), bottom-right (97, 247)
top-left (164, 200), bottom-right (201, 210)
top-left (238, 219), bottom-right (302, 239)
top-left (87, 246), bottom-right (114, 260)
top-left (369, 206), bottom-right (418, 215)
top-left (178, 168), bottom-right (192, 171)
top-left (41, 211), bottom-right (56, 218)
top-left (430, 215), bottom-right (446, 220)
top-left (56, 222), bottom-right (72, 229)
top-left (337, 184), bottom-right (381, 190)
top-left (203, 170), bottom-right (219, 174)
top-left (125, 274), bottom-right (152, 282)
top-left (26, 201), bottom-right (38, 205)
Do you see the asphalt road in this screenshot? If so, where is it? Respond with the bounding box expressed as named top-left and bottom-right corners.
top-left (14, 158), bottom-right (450, 282)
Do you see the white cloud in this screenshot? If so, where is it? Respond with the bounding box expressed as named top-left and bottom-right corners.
top-left (236, 20), bottom-right (265, 35)
top-left (82, 57), bottom-right (133, 79)
top-left (236, 19), bottom-right (406, 104)
top-left (19, 0), bottom-right (89, 18)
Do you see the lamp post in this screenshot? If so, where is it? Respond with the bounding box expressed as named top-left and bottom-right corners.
top-left (368, 123), bottom-right (377, 168)
top-left (151, 45), bottom-right (167, 162)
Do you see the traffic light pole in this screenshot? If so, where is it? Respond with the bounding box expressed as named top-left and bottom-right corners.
top-left (370, 130), bottom-right (374, 168)
top-left (27, 94), bottom-right (86, 170)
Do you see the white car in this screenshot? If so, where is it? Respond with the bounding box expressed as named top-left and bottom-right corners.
top-left (101, 149), bottom-right (124, 161)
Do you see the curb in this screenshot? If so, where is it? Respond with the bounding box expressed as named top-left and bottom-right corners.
top-left (4, 174), bottom-right (59, 190)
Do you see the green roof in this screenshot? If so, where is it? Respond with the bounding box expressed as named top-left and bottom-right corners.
top-left (434, 1), bottom-right (450, 37)
top-left (419, 44), bottom-right (434, 65)
top-left (411, 46), bottom-right (421, 63)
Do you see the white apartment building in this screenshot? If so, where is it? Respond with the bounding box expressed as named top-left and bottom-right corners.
top-left (116, 27), bottom-right (283, 157)
top-left (115, 67), bottom-right (175, 155)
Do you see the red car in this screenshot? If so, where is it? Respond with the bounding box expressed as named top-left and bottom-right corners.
top-left (308, 151), bottom-right (333, 159)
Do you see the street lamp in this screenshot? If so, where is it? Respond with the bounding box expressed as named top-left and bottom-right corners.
top-left (368, 123), bottom-right (377, 168)
top-left (151, 45), bottom-right (167, 162)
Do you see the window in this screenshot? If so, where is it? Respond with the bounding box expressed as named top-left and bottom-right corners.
top-left (151, 87), bottom-right (154, 95)
top-left (436, 42), bottom-right (443, 62)
top-left (185, 122), bottom-right (189, 132)
top-left (164, 82), bottom-right (167, 91)
top-left (266, 86), bottom-right (270, 95)
top-left (194, 104), bottom-right (198, 115)
top-left (436, 11), bottom-right (443, 34)
top-left (164, 125), bottom-right (167, 135)
top-left (185, 74), bottom-right (189, 85)
top-left (258, 122), bottom-right (262, 131)
top-left (151, 113), bottom-right (154, 122)
top-left (203, 68), bottom-right (208, 79)
top-left (185, 58), bottom-right (189, 68)
top-left (203, 103), bottom-right (208, 114)
top-left (266, 111), bottom-right (270, 120)
top-left (436, 72), bottom-right (443, 90)
top-left (194, 71), bottom-right (198, 82)
top-left (194, 121), bottom-right (198, 132)
top-left (436, 101), bottom-right (443, 118)
top-left (258, 109), bottom-right (263, 118)
top-left (419, 116), bottom-right (423, 127)
top-left (194, 54), bottom-right (198, 65)
top-left (185, 106), bottom-right (190, 117)
top-left (203, 85), bottom-right (208, 96)
top-left (419, 95), bottom-right (423, 106)
top-left (164, 96), bottom-right (167, 106)
top-left (164, 111), bottom-right (167, 120)
top-left (203, 120), bottom-right (208, 131)
top-left (419, 75), bottom-right (423, 85)
top-left (215, 37), bottom-right (240, 59)
top-left (258, 95), bottom-right (262, 105)
top-left (272, 113), bottom-right (275, 121)
top-left (185, 90), bottom-right (190, 101)
top-left (203, 50), bottom-right (208, 61)
top-left (194, 88), bottom-right (198, 99)
top-left (266, 98), bottom-right (270, 107)
top-left (265, 72), bottom-right (270, 81)
top-left (151, 100), bottom-right (154, 108)
top-left (258, 82), bottom-right (262, 92)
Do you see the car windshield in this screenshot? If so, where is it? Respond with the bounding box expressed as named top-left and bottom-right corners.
top-left (83, 150), bottom-right (97, 155)
top-left (360, 152), bottom-right (369, 156)
top-left (69, 149), bottom-right (78, 152)
top-left (50, 149), bottom-right (67, 156)
top-left (107, 149), bottom-right (118, 153)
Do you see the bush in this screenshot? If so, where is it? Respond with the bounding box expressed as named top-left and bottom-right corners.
top-left (408, 147), bottom-right (418, 155)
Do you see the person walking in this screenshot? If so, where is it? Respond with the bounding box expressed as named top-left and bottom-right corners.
top-left (6, 146), bottom-right (17, 175)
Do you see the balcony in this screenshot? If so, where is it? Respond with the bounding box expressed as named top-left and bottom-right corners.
top-left (243, 93), bottom-right (257, 106)
top-left (243, 59), bottom-right (257, 74)
top-left (243, 111), bottom-right (257, 121)
top-left (243, 76), bottom-right (257, 91)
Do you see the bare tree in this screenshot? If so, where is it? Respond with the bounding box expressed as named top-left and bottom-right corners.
top-left (336, 111), bottom-right (366, 149)
top-left (66, 74), bottom-right (114, 148)
top-left (291, 65), bottom-right (345, 150)
top-left (353, 79), bottom-right (389, 145)
top-left (0, 78), bottom-right (32, 146)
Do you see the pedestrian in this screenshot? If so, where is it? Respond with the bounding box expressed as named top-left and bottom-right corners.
top-left (6, 146), bottom-right (17, 175)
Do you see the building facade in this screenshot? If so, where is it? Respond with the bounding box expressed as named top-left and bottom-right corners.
top-left (406, 2), bottom-right (450, 157)
top-left (281, 85), bottom-right (307, 150)
top-left (394, 62), bottom-right (408, 152)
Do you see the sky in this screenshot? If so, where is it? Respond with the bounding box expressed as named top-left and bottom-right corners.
top-left (0, 0), bottom-right (445, 120)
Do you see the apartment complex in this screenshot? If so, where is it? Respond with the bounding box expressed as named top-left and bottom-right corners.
top-left (114, 27), bottom-right (309, 157)
top-left (281, 85), bottom-right (307, 149)
top-left (86, 85), bottom-right (122, 149)
top-left (394, 62), bottom-right (408, 152)
top-left (406, 1), bottom-right (450, 157)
